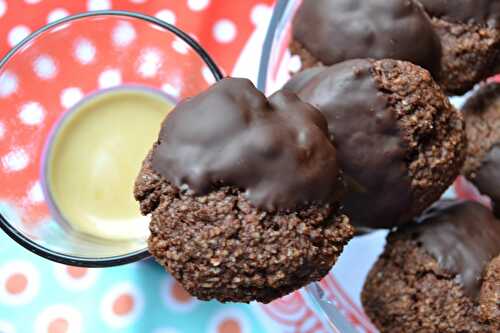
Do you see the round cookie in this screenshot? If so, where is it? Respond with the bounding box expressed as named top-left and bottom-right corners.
top-left (462, 82), bottom-right (500, 218)
top-left (362, 200), bottom-right (500, 333)
top-left (418, 0), bottom-right (500, 95)
top-left (284, 59), bottom-right (466, 229)
top-left (134, 78), bottom-right (354, 303)
top-left (291, 0), bottom-right (442, 78)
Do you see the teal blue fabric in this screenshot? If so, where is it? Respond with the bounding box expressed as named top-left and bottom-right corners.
top-left (0, 230), bottom-right (268, 333)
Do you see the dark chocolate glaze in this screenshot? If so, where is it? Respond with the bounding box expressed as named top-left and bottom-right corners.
top-left (292, 0), bottom-right (442, 77)
top-left (418, 0), bottom-right (500, 28)
top-left (396, 200), bottom-right (500, 300)
top-left (151, 78), bottom-right (342, 212)
top-left (284, 59), bottom-right (413, 228)
top-left (283, 67), bottom-right (324, 94)
top-left (473, 144), bottom-right (500, 217)
top-left (462, 82), bottom-right (500, 217)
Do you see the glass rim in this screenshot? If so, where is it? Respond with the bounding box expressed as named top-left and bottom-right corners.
top-left (0, 10), bottom-right (224, 268)
top-left (256, 0), bottom-right (288, 92)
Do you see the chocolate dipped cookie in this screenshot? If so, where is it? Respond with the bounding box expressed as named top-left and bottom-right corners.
top-left (284, 59), bottom-right (466, 229)
top-left (134, 78), bottom-right (354, 303)
top-left (362, 200), bottom-right (500, 333)
top-left (291, 0), bottom-right (442, 79)
top-left (418, 0), bottom-right (500, 95)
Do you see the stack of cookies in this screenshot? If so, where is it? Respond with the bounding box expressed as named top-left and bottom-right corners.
top-left (132, 2), bottom-right (499, 331)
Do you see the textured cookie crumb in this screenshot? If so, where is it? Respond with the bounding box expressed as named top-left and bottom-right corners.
top-left (430, 17), bottom-right (500, 96)
top-left (362, 237), bottom-right (492, 332)
top-left (362, 200), bottom-right (500, 332)
top-left (371, 59), bottom-right (466, 217)
top-left (479, 255), bottom-right (500, 329)
top-left (135, 151), bottom-right (354, 303)
top-left (462, 83), bottom-right (500, 177)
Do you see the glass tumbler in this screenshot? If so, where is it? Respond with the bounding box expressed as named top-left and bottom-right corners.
top-left (0, 11), bottom-right (223, 267)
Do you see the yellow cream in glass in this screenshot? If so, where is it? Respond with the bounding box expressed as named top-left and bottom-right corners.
top-left (46, 87), bottom-right (173, 240)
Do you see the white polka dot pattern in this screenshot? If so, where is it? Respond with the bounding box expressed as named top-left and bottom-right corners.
top-left (156, 9), bottom-right (176, 25)
top-left (0, 71), bottom-right (18, 97)
top-left (172, 38), bottom-right (189, 55)
top-left (60, 87), bottom-right (84, 108)
top-left (8, 25), bottom-right (31, 47)
top-left (74, 38), bottom-right (96, 65)
top-left (87, 0), bottom-right (111, 11)
top-left (27, 181), bottom-right (44, 203)
top-left (188, 0), bottom-right (211, 11)
top-left (137, 48), bottom-right (162, 78)
top-left (161, 83), bottom-right (180, 98)
top-left (98, 69), bottom-right (122, 88)
top-left (47, 8), bottom-right (69, 23)
top-left (0, 0), bottom-right (7, 18)
top-left (251, 4), bottom-right (272, 25)
top-left (19, 102), bottom-right (45, 125)
top-left (213, 19), bottom-right (237, 43)
top-left (2, 148), bottom-right (29, 172)
top-left (33, 55), bottom-right (58, 80)
top-left (112, 22), bottom-right (136, 47)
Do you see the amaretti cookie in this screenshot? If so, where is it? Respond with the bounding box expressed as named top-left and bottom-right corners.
top-left (291, 0), bottom-right (442, 78)
top-left (418, 0), bottom-right (500, 95)
top-left (462, 82), bottom-right (500, 218)
top-left (134, 78), bottom-right (354, 303)
top-left (284, 59), bottom-right (466, 229)
top-left (362, 200), bottom-right (500, 332)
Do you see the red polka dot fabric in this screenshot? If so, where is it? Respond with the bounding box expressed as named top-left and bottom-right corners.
top-left (0, 0), bottom-right (269, 73)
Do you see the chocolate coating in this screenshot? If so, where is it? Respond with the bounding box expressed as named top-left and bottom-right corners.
top-left (282, 67), bottom-right (323, 93)
top-left (151, 78), bottom-right (341, 212)
top-left (292, 0), bottom-right (442, 77)
top-left (286, 59), bottom-right (412, 228)
top-left (462, 82), bottom-right (500, 217)
top-left (285, 59), bottom-right (465, 229)
top-left (418, 0), bottom-right (500, 28)
top-left (362, 201), bottom-right (500, 332)
top-left (396, 200), bottom-right (500, 299)
top-left (474, 144), bottom-right (500, 216)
